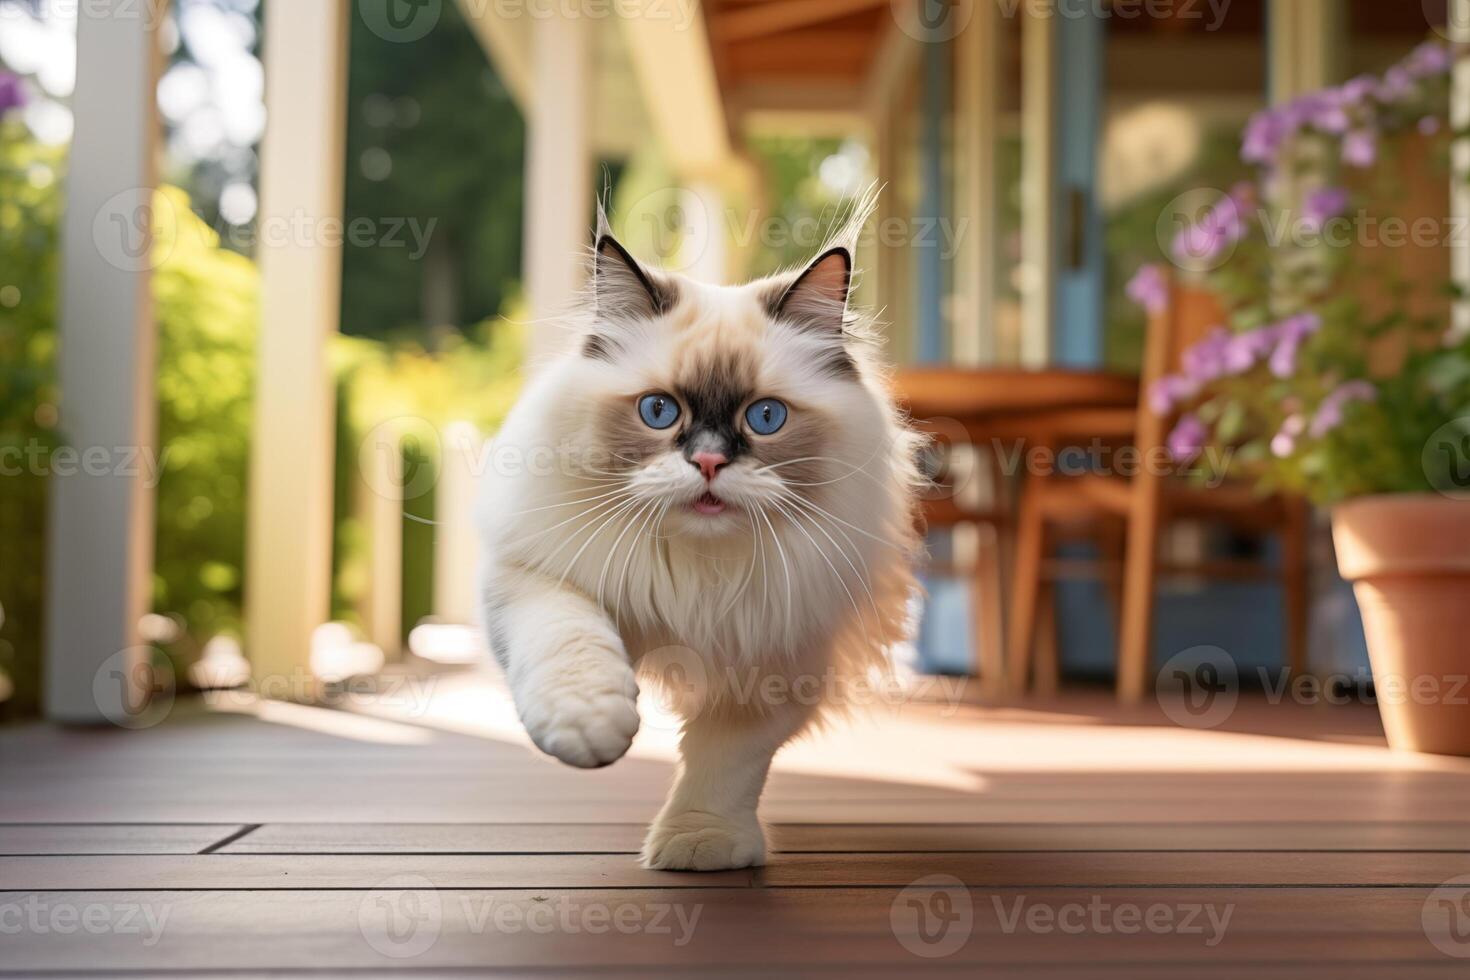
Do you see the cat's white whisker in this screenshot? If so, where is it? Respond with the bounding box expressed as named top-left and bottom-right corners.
top-left (552, 494), bottom-right (648, 592)
top-left (753, 447), bottom-right (887, 484)
top-left (775, 489), bottom-right (905, 552)
top-left (598, 495), bottom-right (660, 613)
top-left (767, 496), bottom-right (869, 644)
top-left (755, 506), bottom-right (794, 645)
top-left (775, 491), bottom-right (883, 630)
top-left (498, 484), bottom-right (636, 519)
top-left (502, 489), bottom-right (637, 550)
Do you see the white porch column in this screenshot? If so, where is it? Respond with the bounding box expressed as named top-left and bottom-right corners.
top-left (1019, 4), bottom-right (1055, 368)
top-left (1268, 0), bottom-right (1344, 103)
top-left (45, 3), bottom-right (166, 722)
top-left (432, 423), bottom-right (482, 625)
top-left (356, 423), bottom-right (403, 660)
top-left (244, 0), bottom-right (350, 688)
top-left (952, 0), bottom-right (998, 367)
top-left (677, 181), bottom-right (727, 284)
top-left (522, 12), bottom-right (591, 364)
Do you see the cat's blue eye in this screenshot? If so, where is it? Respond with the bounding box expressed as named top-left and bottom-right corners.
top-left (745, 398), bottom-right (788, 435)
top-left (638, 393), bottom-right (680, 430)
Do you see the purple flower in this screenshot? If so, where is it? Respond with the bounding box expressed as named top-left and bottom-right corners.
top-left (1180, 327), bottom-right (1232, 383)
top-left (1342, 129), bottom-right (1378, 168)
top-left (1339, 75), bottom-right (1377, 107)
top-left (1298, 91), bottom-right (1350, 134)
top-left (0, 72), bottom-right (25, 116)
top-left (1377, 66), bottom-right (1416, 103)
top-left (1166, 414), bottom-right (1208, 463)
top-left (1309, 380), bottom-right (1376, 438)
top-left (1301, 187), bottom-right (1350, 232)
top-left (1406, 41), bottom-right (1453, 79)
top-left (1268, 312), bottom-right (1322, 378)
top-left (1420, 116), bottom-right (1442, 136)
top-left (1148, 374), bottom-right (1199, 417)
top-left (1126, 263), bottom-right (1169, 316)
top-left (1221, 326), bottom-right (1278, 374)
top-left (1242, 109), bottom-right (1288, 165)
top-left (1172, 193), bottom-right (1247, 266)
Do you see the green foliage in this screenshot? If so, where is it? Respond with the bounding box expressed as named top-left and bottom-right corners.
top-left (0, 117), bottom-right (525, 716)
top-left (340, 0), bottom-right (525, 339)
top-left (743, 136), bottom-right (847, 276)
top-left (0, 121), bottom-right (63, 715)
top-left (331, 319), bottom-right (524, 637)
top-left (0, 153), bottom-right (259, 710)
top-left (150, 186), bottom-right (259, 655)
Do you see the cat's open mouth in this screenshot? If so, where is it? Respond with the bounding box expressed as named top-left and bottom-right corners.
top-left (692, 492), bottom-right (727, 515)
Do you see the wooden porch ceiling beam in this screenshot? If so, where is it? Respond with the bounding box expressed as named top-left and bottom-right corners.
top-left (620, 0), bottom-right (731, 177)
top-left (714, 0), bottom-right (888, 42)
top-left (724, 29), bottom-right (875, 75)
top-left (456, 0), bottom-right (531, 109)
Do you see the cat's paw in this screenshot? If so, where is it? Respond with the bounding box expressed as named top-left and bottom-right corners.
top-left (641, 810), bottom-right (765, 871)
top-left (517, 661), bottom-right (640, 769)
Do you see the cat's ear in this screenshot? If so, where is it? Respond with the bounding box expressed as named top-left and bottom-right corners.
top-left (593, 234), bottom-right (674, 323)
top-left (770, 246), bottom-right (852, 333)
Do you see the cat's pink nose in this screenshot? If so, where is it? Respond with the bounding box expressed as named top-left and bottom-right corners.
top-left (691, 452), bottom-right (728, 482)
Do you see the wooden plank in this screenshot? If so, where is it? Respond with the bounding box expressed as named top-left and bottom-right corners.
top-left (9, 792), bottom-right (1470, 827)
top-left (0, 855), bottom-right (753, 890)
top-left (4, 850), bottom-right (1462, 892)
top-left (0, 825), bottom-right (246, 856)
top-left (221, 821), bottom-right (1470, 854)
top-left (759, 851), bottom-right (1470, 887)
top-left (0, 888), bottom-right (1454, 972)
top-left (225, 823), bottom-right (647, 854)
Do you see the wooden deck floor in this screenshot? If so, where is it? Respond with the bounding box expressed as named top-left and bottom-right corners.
top-left (3, 666), bottom-right (1470, 976)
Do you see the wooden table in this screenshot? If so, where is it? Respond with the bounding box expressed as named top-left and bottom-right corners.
top-left (892, 367), bottom-right (1141, 692)
top-left (894, 366), bottom-right (1140, 420)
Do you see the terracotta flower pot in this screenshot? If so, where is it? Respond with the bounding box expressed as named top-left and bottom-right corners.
top-left (1333, 494), bottom-right (1470, 756)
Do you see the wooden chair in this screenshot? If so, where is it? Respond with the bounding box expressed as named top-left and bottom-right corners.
top-left (1006, 278), bottom-right (1312, 703)
top-left (896, 368), bottom-right (1141, 697)
top-left (915, 453), bottom-right (1010, 698)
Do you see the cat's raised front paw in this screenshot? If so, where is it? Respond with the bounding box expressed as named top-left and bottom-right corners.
top-left (518, 664), bottom-right (640, 769)
top-left (641, 810), bottom-right (765, 871)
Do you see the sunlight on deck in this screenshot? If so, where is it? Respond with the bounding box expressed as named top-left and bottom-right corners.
top-left (208, 692), bottom-right (437, 746)
top-left (202, 667), bottom-right (1470, 794)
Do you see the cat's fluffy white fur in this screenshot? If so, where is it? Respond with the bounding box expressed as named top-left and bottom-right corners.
top-left (477, 212), bottom-right (922, 870)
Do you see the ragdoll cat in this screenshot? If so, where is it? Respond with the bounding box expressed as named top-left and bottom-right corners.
top-left (477, 212), bottom-right (922, 870)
